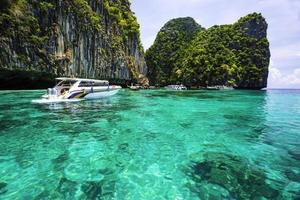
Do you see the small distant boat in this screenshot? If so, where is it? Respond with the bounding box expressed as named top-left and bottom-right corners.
top-left (165, 84), bottom-right (187, 90)
top-left (33, 77), bottom-right (121, 103)
top-left (129, 85), bottom-right (140, 91)
top-left (206, 85), bottom-right (234, 90)
top-left (220, 86), bottom-right (234, 90)
top-left (206, 86), bottom-right (220, 90)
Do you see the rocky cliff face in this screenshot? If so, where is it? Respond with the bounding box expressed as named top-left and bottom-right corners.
top-left (146, 13), bottom-right (270, 89)
top-left (0, 0), bottom-right (147, 89)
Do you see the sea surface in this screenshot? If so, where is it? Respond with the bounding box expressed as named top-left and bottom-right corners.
top-left (0, 89), bottom-right (299, 199)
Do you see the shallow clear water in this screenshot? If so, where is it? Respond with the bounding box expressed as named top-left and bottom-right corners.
top-left (0, 89), bottom-right (300, 199)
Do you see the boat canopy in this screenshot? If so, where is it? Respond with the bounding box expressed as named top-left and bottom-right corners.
top-left (55, 77), bottom-right (109, 83)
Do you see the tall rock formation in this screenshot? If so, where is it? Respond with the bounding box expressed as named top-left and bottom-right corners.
top-left (145, 13), bottom-right (270, 89)
top-left (0, 0), bottom-right (147, 89)
top-left (145, 17), bottom-right (203, 86)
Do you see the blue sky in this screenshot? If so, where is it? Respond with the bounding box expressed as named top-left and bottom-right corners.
top-left (131, 0), bottom-right (300, 88)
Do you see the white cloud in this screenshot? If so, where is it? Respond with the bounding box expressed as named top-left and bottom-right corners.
top-left (269, 67), bottom-right (281, 80)
top-left (269, 67), bottom-right (300, 88)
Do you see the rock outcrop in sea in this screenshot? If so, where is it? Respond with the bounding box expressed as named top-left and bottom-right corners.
top-left (146, 13), bottom-right (270, 89)
top-left (0, 0), bottom-right (147, 89)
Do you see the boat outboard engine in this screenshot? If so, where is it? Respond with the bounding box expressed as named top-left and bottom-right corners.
top-left (47, 88), bottom-right (58, 98)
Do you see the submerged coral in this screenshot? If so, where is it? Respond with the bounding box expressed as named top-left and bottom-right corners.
top-left (0, 182), bottom-right (7, 195)
top-left (185, 152), bottom-right (280, 199)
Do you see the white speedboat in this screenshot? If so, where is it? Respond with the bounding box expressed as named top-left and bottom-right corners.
top-left (33, 77), bottom-right (121, 103)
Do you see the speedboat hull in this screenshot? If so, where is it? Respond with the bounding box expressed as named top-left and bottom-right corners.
top-left (33, 89), bottom-right (120, 103)
top-left (32, 98), bottom-right (83, 104)
top-left (84, 89), bottom-right (120, 99)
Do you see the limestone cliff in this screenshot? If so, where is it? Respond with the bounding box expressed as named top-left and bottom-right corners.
top-left (0, 0), bottom-right (147, 89)
top-left (145, 17), bottom-right (203, 85)
top-left (146, 13), bottom-right (270, 89)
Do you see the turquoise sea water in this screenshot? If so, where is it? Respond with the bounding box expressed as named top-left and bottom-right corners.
top-left (0, 89), bottom-right (300, 199)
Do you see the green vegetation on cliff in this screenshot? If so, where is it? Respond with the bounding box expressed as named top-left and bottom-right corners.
top-left (146, 17), bottom-right (203, 85)
top-left (0, 0), bottom-right (147, 88)
top-left (0, 0), bottom-right (47, 44)
top-left (103, 0), bottom-right (143, 52)
top-left (145, 13), bottom-right (270, 89)
top-left (104, 0), bottom-right (140, 35)
top-left (0, 0), bottom-right (140, 39)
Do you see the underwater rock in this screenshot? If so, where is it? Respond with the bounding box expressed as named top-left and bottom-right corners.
top-left (285, 169), bottom-right (300, 182)
top-left (179, 122), bottom-right (192, 129)
top-left (100, 179), bottom-right (116, 198)
top-left (288, 149), bottom-right (300, 161)
top-left (197, 183), bottom-right (232, 200)
top-left (33, 190), bottom-right (50, 200)
top-left (185, 152), bottom-right (280, 199)
top-left (56, 177), bottom-right (77, 199)
top-left (53, 153), bottom-right (69, 164)
top-left (118, 143), bottom-right (129, 151)
top-left (281, 182), bottom-right (300, 200)
top-left (52, 152), bottom-right (69, 171)
top-left (81, 181), bottom-right (102, 200)
top-left (64, 137), bottom-right (108, 182)
top-left (0, 182), bottom-right (8, 194)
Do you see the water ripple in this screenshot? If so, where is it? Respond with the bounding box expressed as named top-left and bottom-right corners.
top-left (0, 89), bottom-right (299, 199)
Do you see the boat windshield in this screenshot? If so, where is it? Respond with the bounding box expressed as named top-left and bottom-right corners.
top-left (79, 81), bottom-right (109, 87)
top-left (56, 80), bottom-right (76, 87)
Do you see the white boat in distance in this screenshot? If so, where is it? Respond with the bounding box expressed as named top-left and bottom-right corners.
top-left (165, 84), bottom-right (187, 90)
top-left (206, 85), bottom-right (234, 90)
top-left (34, 77), bottom-right (121, 103)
